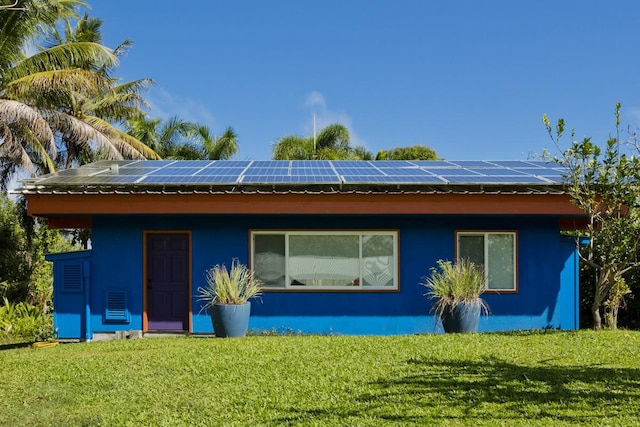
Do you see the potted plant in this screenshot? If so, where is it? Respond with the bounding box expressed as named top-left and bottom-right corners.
top-left (421, 259), bottom-right (489, 333)
top-left (198, 259), bottom-right (262, 338)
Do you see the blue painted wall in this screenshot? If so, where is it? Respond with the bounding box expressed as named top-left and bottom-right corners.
top-left (49, 214), bottom-right (580, 338)
top-left (46, 250), bottom-right (92, 340)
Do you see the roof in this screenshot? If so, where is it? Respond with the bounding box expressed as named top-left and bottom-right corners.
top-left (16, 159), bottom-right (568, 195)
top-left (15, 160), bottom-right (586, 230)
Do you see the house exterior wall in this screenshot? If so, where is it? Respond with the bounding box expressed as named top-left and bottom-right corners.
top-left (49, 214), bottom-right (579, 339)
top-left (46, 250), bottom-right (92, 340)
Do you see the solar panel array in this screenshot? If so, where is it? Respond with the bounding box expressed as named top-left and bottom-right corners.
top-left (29, 160), bottom-right (567, 187)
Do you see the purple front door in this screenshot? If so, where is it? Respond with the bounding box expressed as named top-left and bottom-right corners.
top-left (146, 233), bottom-right (189, 331)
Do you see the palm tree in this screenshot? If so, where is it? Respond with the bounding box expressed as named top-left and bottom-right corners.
top-left (272, 123), bottom-right (372, 160)
top-left (0, 1), bottom-right (158, 189)
top-left (126, 117), bottom-right (238, 160)
top-left (199, 126), bottom-right (238, 160)
top-left (43, 13), bottom-right (158, 168)
top-left (376, 145), bottom-right (438, 160)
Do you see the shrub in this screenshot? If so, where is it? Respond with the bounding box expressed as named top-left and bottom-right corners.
top-left (0, 297), bottom-right (53, 343)
top-left (421, 259), bottom-right (489, 318)
top-left (198, 259), bottom-right (262, 309)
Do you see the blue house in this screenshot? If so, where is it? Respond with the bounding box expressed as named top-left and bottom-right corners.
top-left (17, 160), bottom-right (586, 339)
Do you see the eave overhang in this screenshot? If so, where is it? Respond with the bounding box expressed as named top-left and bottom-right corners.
top-left (22, 187), bottom-right (584, 218)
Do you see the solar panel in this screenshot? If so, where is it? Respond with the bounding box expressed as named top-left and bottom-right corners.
top-left (289, 167), bottom-right (336, 176)
top-left (447, 161), bottom-right (496, 167)
top-left (208, 160), bottom-right (252, 168)
top-left (23, 159), bottom-right (568, 188)
top-left (240, 175), bottom-right (340, 184)
top-left (467, 168), bottom-right (528, 176)
top-left (428, 168), bottom-right (484, 177)
top-left (249, 160), bottom-right (289, 168)
top-left (332, 160), bottom-right (373, 169)
top-left (444, 175), bottom-right (549, 184)
top-left (515, 168), bottom-right (565, 177)
top-left (341, 175), bottom-right (446, 184)
top-left (374, 161), bottom-right (419, 168)
top-left (147, 167), bottom-right (203, 176)
top-left (522, 161), bottom-right (557, 167)
top-left (242, 166), bottom-right (289, 175)
top-left (195, 167), bottom-right (245, 176)
top-left (294, 160), bottom-right (332, 168)
top-left (489, 160), bottom-right (541, 168)
top-left (409, 161), bottom-right (456, 167)
top-left (140, 175), bottom-right (239, 184)
top-left (40, 175), bottom-right (143, 185)
top-left (123, 160), bottom-right (176, 168)
top-left (336, 168), bottom-right (385, 176)
top-left (377, 168), bottom-right (436, 176)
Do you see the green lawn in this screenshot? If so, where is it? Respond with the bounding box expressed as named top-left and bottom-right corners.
top-left (1, 331), bottom-right (639, 426)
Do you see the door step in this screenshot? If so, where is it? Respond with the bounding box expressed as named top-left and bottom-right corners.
top-left (144, 331), bottom-right (189, 338)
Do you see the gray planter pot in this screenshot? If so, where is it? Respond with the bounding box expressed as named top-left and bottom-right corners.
top-left (441, 301), bottom-right (481, 333)
top-left (211, 302), bottom-right (251, 338)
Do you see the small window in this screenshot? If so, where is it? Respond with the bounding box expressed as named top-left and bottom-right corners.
top-left (251, 231), bottom-right (398, 290)
top-left (457, 231), bottom-right (517, 291)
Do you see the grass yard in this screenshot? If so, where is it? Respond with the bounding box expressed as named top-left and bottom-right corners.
top-left (1, 331), bottom-right (639, 426)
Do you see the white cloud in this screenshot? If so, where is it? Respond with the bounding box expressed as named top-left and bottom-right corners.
top-left (304, 91), bottom-right (326, 110)
top-left (627, 107), bottom-right (640, 128)
top-left (146, 87), bottom-right (218, 128)
top-left (302, 91), bottom-right (367, 149)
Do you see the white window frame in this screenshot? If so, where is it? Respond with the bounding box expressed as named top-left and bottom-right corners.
top-left (251, 230), bottom-right (399, 291)
top-left (456, 231), bottom-right (517, 292)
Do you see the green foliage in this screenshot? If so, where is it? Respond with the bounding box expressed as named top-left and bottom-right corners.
top-left (376, 145), bottom-right (439, 160)
top-left (544, 103), bottom-right (640, 330)
top-left (0, 194), bottom-right (77, 308)
top-left (1, 332), bottom-right (640, 425)
top-left (604, 278), bottom-right (631, 330)
top-left (421, 259), bottom-right (488, 318)
top-left (125, 117), bottom-right (238, 160)
top-left (0, 0), bottom-right (155, 187)
top-left (272, 123), bottom-right (373, 160)
top-left (0, 297), bottom-right (52, 343)
top-left (0, 194), bottom-right (30, 301)
top-left (198, 259), bottom-right (262, 307)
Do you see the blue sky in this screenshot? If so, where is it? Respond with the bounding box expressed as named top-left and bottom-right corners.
top-left (87, 1), bottom-right (640, 161)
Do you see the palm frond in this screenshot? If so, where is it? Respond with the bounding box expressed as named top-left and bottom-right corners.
top-left (112, 78), bottom-right (154, 98)
top-left (0, 1), bottom-right (85, 72)
top-left (272, 135), bottom-right (313, 160)
top-left (44, 110), bottom-right (123, 160)
top-left (0, 121), bottom-right (54, 178)
top-left (208, 126), bottom-right (238, 160)
top-left (125, 117), bottom-right (161, 149)
top-left (4, 69), bottom-right (111, 104)
top-left (22, 125), bottom-right (56, 174)
top-left (0, 99), bottom-right (55, 150)
top-left (82, 115), bottom-right (158, 160)
top-left (316, 123), bottom-right (350, 151)
top-left (7, 41), bottom-right (117, 80)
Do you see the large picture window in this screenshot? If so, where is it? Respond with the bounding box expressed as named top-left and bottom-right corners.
top-left (251, 231), bottom-right (398, 290)
top-left (456, 231), bottom-right (517, 291)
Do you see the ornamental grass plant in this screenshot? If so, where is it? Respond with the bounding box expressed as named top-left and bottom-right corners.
top-left (198, 259), bottom-right (262, 308)
top-left (422, 258), bottom-right (489, 317)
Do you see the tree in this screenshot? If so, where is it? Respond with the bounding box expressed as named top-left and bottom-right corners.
top-left (42, 12), bottom-right (158, 169)
top-left (0, 194), bottom-right (75, 308)
top-left (272, 123), bottom-right (372, 160)
top-left (0, 1), bottom-right (158, 189)
top-left (376, 145), bottom-right (438, 160)
top-left (125, 117), bottom-right (238, 160)
top-left (543, 103), bottom-right (640, 330)
top-left (197, 125), bottom-right (238, 160)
